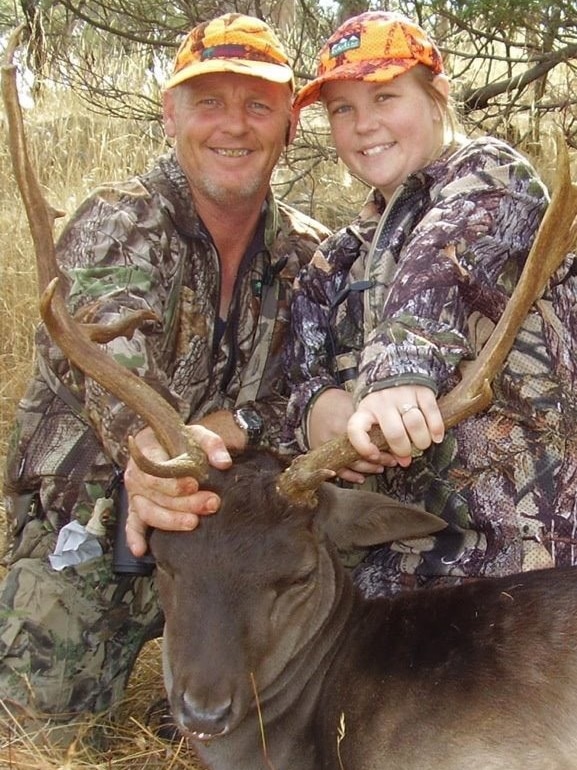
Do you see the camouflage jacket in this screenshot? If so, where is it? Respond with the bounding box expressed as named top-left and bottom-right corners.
top-left (4, 151), bottom-right (330, 559)
top-left (285, 136), bottom-right (577, 593)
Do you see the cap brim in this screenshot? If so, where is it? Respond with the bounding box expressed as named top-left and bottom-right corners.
top-left (295, 60), bottom-right (416, 111)
top-left (164, 59), bottom-right (294, 91)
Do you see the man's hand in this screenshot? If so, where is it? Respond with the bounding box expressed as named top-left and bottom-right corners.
top-left (195, 409), bottom-right (247, 451)
top-left (123, 424), bottom-right (233, 556)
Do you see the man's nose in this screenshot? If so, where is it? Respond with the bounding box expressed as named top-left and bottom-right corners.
top-left (224, 103), bottom-right (250, 132)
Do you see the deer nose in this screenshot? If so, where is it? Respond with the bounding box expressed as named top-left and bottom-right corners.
top-left (179, 694), bottom-right (233, 738)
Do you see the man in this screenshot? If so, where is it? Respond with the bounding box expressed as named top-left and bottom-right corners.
top-left (1, 12), bottom-right (329, 727)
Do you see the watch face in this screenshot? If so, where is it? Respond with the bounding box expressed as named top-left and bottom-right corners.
top-left (234, 408), bottom-right (264, 445)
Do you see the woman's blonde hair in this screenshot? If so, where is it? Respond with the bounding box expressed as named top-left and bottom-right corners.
top-left (411, 64), bottom-right (461, 143)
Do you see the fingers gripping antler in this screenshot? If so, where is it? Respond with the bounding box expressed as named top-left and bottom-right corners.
top-left (278, 137), bottom-right (577, 506)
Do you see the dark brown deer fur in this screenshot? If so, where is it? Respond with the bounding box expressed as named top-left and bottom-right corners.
top-left (151, 450), bottom-right (577, 770)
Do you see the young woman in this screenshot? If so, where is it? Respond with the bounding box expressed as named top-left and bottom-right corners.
top-left (286, 11), bottom-right (577, 597)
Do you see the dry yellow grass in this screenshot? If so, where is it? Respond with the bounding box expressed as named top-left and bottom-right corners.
top-left (0, 641), bottom-right (206, 769)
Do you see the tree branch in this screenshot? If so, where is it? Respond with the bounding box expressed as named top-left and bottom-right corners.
top-left (463, 43), bottom-right (577, 112)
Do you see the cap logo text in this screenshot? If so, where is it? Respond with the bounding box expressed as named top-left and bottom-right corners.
top-left (329, 34), bottom-right (361, 58)
top-left (202, 44), bottom-right (250, 61)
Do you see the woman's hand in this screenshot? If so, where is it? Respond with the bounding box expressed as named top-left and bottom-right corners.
top-left (347, 385), bottom-right (445, 467)
top-left (307, 388), bottom-right (396, 483)
top-left (123, 424), bottom-right (233, 556)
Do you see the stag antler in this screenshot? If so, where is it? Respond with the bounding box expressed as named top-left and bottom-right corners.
top-left (40, 279), bottom-right (209, 480)
top-left (1, 24), bottom-right (66, 297)
top-left (1, 25), bottom-right (159, 344)
top-left (2, 26), bottom-right (204, 477)
top-left (277, 136), bottom-right (577, 505)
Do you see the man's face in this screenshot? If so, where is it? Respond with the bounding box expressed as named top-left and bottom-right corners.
top-left (163, 73), bottom-right (292, 208)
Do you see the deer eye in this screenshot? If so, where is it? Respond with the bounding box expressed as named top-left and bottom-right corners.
top-left (273, 568), bottom-right (315, 595)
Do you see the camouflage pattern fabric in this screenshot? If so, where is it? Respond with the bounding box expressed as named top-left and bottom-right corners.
top-left (0, 554), bottom-right (162, 716)
top-left (1, 150), bottom-right (330, 716)
top-left (285, 136), bottom-right (577, 596)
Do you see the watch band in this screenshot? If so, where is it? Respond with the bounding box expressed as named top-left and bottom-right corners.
top-left (233, 407), bottom-right (264, 446)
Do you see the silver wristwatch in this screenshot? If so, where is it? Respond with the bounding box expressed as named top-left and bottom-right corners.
top-left (233, 407), bottom-right (264, 446)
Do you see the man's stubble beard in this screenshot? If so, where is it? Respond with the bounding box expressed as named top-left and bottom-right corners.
top-left (198, 173), bottom-right (266, 207)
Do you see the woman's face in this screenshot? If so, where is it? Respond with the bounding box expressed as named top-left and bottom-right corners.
top-left (322, 69), bottom-right (449, 200)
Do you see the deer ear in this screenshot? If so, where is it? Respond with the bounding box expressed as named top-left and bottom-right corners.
top-left (316, 483), bottom-right (446, 549)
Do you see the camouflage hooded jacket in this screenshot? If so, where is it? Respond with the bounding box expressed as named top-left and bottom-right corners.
top-left (285, 136), bottom-right (577, 594)
top-left (4, 151), bottom-right (329, 559)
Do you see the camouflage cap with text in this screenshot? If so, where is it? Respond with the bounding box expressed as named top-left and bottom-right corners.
top-left (295, 11), bottom-right (444, 110)
top-left (164, 13), bottom-right (294, 91)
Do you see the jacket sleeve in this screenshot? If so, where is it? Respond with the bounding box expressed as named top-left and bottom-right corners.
top-left (49, 181), bottom-right (187, 467)
top-left (353, 141), bottom-right (550, 405)
top-left (283, 228), bottom-right (365, 452)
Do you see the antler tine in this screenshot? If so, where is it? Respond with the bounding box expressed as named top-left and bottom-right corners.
top-left (2, 26), bottom-right (158, 344)
top-left (1, 24), bottom-right (66, 297)
top-left (41, 279), bottom-right (209, 481)
top-left (278, 135), bottom-right (577, 506)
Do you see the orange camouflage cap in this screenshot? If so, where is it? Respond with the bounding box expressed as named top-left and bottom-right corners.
top-left (164, 13), bottom-right (294, 91)
top-left (295, 11), bottom-right (444, 110)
